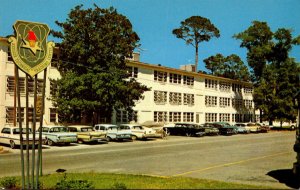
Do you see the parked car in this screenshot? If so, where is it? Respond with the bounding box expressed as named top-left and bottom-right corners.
top-left (119, 124), bottom-right (162, 140)
top-left (246, 123), bottom-right (261, 133)
top-left (201, 123), bottom-right (220, 135)
top-left (255, 123), bottom-right (270, 133)
top-left (165, 122), bottom-right (206, 137)
top-left (234, 123), bottom-right (251, 134)
top-left (93, 124), bottom-right (132, 141)
top-left (67, 125), bottom-right (108, 144)
top-left (211, 122), bottom-right (236, 135)
top-left (0, 127), bottom-right (42, 149)
top-left (38, 126), bottom-right (77, 146)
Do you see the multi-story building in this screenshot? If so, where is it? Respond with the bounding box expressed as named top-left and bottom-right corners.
top-left (0, 37), bottom-right (258, 127)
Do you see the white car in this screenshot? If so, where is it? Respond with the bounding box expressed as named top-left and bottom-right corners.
top-left (39, 126), bottom-right (77, 146)
top-left (0, 127), bottom-right (41, 149)
top-left (119, 124), bottom-right (162, 140)
top-left (93, 124), bottom-right (132, 141)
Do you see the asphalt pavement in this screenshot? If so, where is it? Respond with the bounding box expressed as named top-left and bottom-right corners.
top-left (0, 131), bottom-right (297, 189)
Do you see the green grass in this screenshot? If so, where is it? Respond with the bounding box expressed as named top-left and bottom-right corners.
top-left (1, 172), bottom-right (275, 189)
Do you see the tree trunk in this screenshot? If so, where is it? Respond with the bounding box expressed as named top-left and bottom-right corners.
top-left (195, 43), bottom-right (199, 72)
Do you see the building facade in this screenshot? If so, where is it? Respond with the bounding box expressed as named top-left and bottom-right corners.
top-left (0, 37), bottom-right (258, 127)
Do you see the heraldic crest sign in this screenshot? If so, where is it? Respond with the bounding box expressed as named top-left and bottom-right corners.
top-left (8, 20), bottom-right (55, 77)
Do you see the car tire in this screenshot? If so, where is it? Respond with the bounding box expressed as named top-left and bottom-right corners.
top-left (47, 139), bottom-right (54, 146)
top-left (291, 126), bottom-right (295, 130)
top-left (131, 136), bottom-right (137, 141)
top-left (186, 132), bottom-right (192, 137)
top-left (107, 137), bottom-right (112, 142)
top-left (78, 140), bottom-right (83, 144)
top-left (10, 140), bottom-right (16, 149)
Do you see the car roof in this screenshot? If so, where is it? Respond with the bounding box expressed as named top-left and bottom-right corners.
top-left (94, 124), bottom-right (117, 127)
top-left (68, 125), bottom-right (92, 129)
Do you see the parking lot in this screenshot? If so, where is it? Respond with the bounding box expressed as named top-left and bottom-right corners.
top-left (0, 131), bottom-right (297, 188)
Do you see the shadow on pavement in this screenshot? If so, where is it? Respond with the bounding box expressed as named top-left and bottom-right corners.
top-left (267, 169), bottom-right (300, 189)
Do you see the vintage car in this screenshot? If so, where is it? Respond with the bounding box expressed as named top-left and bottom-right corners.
top-left (246, 123), bottom-right (261, 133)
top-left (119, 124), bottom-right (162, 140)
top-left (39, 126), bottom-right (77, 146)
top-left (201, 123), bottom-right (220, 135)
top-left (93, 124), bottom-right (132, 141)
top-left (165, 122), bottom-right (205, 137)
top-left (67, 125), bottom-right (108, 144)
top-left (0, 127), bottom-right (41, 149)
top-left (211, 122), bottom-right (237, 135)
top-left (255, 123), bottom-right (270, 133)
top-left (234, 123), bottom-right (251, 134)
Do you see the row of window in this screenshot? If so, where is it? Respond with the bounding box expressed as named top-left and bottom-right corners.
top-left (154, 71), bottom-right (194, 86)
top-left (154, 111), bottom-right (194, 123)
top-left (205, 79), bottom-right (253, 94)
top-left (5, 107), bottom-right (57, 124)
top-left (205, 113), bottom-right (257, 123)
top-left (6, 76), bottom-right (44, 95)
top-left (154, 91), bottom-right (195, 105)
top-left (205, 96), bottom-right (253, 109)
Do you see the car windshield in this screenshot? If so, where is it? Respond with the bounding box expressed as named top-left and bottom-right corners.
top-left (51, 127), bottom-right (68, 132)
top-left (247, 123), bottom-right (256, 126)
top-left (13, 128), bottom-right (32, 134)
top-left (81, 127), bottom-right (93, 132)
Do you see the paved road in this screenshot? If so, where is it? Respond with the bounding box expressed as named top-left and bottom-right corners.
top-left (0, 131), bottom-right (297, 188)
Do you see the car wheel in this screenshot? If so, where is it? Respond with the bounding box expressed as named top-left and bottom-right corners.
top-left (78, 140), bottom-right (83, 144)
top-left (107, 137), bottom-right (112, 142)
top-left (131, 135), bottom-right (137, 141)
top-left (47, 139), bottom-right (54, 146)
top-left (10, 140), bottom-right (16, 149)
top-left (186, 132), bottom-right (192, 137)
top-left (64, 142), bottom-right (70, 146)
top-left (291, 126), bottom-right (295, 130)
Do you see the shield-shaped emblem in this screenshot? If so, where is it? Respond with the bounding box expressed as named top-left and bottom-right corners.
top-left (8, 20), bottom-right (55, 77)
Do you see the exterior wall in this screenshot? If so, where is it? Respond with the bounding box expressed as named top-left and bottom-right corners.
top-left (0, 39), bottom-right (257, 127)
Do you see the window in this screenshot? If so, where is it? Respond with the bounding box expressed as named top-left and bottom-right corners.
top-left (154, 111), bottom-right (167, 122)
top-left (27, 108), bottom-right (41, 123)
top-left (244, 99), bottom-right (253, 109)
top-left (154, 70), bottom-right (167, 83)
top-left (205, 113), bottom-right (217, 122)
top-left (183, 112), bottom-right (194, 122)
top-left (6, 107), bottom-right (24, 123)
top-left (6, 76), bottom-right (25, 94)
top-left (50, 80), bottom-right (58, 97)
top-left (205, 96), bottom-right (217, 107)
top-left (219, 97), bottom-right (230, 107)
top-left (183, 93), bottom-right (194, 105)
top-left (183, 75), bottom-right (194, 86)
top-left (219, 82), bottom-right (231, 92)
top-left (7, 48), bottom-right (13, 62)
top-left (154, 91), bottom-right (167, 104)
top-left (219, 113), bottom-right (230, 122)
top-left (116, 110), bottom-right (138, 123)
top-left (50, 108), bottom-right (57, 123)
top-left (232, 114), bottom-right (243, 123)
top-left (244, 86), bottom-right (253, 94)
top-left (127, 66), bottom-right (138, 78)
top-left (169, 92), bottom-right (182, 105)
top-left (28, 78), bottom-right (44, 95)
top-left (232, 83), bottom-right (242, 92)
top-left (169, 73), bottom-right (181, 84)
top-left (1, 128), bottom-right (10, 134)
top-left (169, 112), bottom-right (181, 122)
top-left (232, 98), bottom-right (243, 109)
top-left (205, 79), bottom-right (218, 90)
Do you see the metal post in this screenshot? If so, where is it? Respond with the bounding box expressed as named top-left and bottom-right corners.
top-left (25, 75), bottom-right (30, 189)
top-left (15, 67), bottom-right (25, 189)
top-left (31, 76), bottom-right (37, 189)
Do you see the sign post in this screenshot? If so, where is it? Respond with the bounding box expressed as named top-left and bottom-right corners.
top-left (8, 20), bottom-right (54, 189)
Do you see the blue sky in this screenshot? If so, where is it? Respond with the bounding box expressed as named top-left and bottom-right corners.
top-left (0, 0), bottom-right (299, 72)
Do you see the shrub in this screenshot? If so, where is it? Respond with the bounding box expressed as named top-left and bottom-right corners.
top-left (0, 177), bottom-right (18, 189)
top-left (112, 182), bottom-right (127, 189)
top-left (54, 174), bottom-right (94, 189)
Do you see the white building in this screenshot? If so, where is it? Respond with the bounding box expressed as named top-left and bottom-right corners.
top-left (0, 37), bottom-right (258, 127)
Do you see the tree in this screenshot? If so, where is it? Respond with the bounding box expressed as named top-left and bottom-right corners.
top-left (203, 53), bottom-right (250, 81)
top-left (235, 21), bottom-right (300, 124)
top-left (51, 4), bottom-right (150, 124)
top-left (172, 16), bottom-right (220, 72)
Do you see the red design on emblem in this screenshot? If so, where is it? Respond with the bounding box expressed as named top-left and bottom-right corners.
top-left (28, 30), bottom-right (36, 47)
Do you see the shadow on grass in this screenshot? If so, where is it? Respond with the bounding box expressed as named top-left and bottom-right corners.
top-left (267, 169), bottom-right (300, 189)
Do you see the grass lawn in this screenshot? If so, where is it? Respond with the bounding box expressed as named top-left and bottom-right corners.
top-left (0, 172), bottom-right (275, 189)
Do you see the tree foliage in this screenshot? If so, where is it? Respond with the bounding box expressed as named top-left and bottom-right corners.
top-left (51, 4), bottom-right (150, 124)
top-left (203, 54), bottom-right (250, 81)
top-left (172, 16), bottom-right (220, 72)
top-left (235, 21), bottom-right (300, 123)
